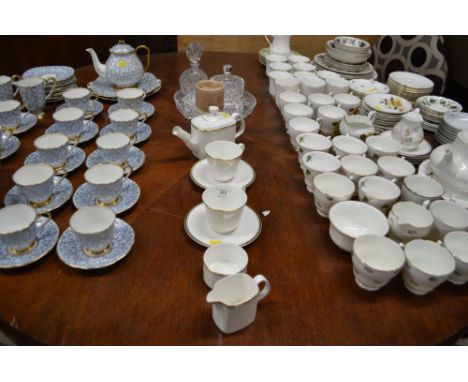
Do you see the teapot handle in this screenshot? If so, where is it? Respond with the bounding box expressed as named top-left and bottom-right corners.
top-left (254, 274), bottom-right (271, 302)
top-left (264, 35), bottom-right (272, 48)
top-left (233, 113), bottom-right (245, 139)
top-left (136, 45), bottom-right (151, 72)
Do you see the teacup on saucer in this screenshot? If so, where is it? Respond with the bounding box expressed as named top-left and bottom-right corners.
top-left (86, 145), bottom-right (145, 172)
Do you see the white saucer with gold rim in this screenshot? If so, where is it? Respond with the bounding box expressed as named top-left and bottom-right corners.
top-left (190, 159), bottom-right (255, 190)
top-left (184, 203), bottom-right (262, 248)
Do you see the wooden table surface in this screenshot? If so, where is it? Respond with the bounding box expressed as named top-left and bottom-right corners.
top-left (0, 52), bottom-right (466, 345)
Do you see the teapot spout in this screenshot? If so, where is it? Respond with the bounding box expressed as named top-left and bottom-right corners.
top-left (172, 126), bottom-right (197, 153)
top-left (86, 48), bottom-right (106, 77)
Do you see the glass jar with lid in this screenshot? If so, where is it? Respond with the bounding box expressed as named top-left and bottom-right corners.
top-left (211, 64), bottom-right (245, 111)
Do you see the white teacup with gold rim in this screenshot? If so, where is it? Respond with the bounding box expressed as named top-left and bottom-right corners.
top-left (313, 172), bottom-right (355, 217)
top-left (340, 154), bottom-right (378, 190)
top-left (202, 185), bottom-right (247, 234)
top-left (377, 156), bottom-right (415, 183)
top-left (287, 117), bottom-right (320, 147)
top-left (429, 200), bottom-right (468, 238)
top-left (13, 163), bottom-right (66, 207)
top-left (52, 107), bottom-right (87, 142)
top-left (0, 204), bottom-right (51, 255)
top-left (443, 231), bottom-right (468, 285)
top-left (358, 175), bottom-right (401, 214)
top-left (205, 140), bottom-right (245, 182)
top-left (34, 133), bottom-right (73, 171)
top-left (70, 205), bottom-right (116, 257)
top-left (402, 239), bottom-right (455, 295)
top-left (108, 108), bottom-right (142, 141)
top-left (301, 151), bottom-right (341, 193)
top-left (366, 136), bottom-right (401, 160)
top-left (307, 93), bottom-right (335, 118)
top-left (388, 201), bottom-right (434, 243)
top-left (300, 77), bottom-right (326, 97)
top-left (84, 163), bottom-right (130, 206)
top-left (0, 99), bottom-right (27, 131)
top-left (96, 132), bottom-right (132, 167)
top-left (332, 135), bottom-right (368, 157)
top-left (401, 175), bottom-right (444, 205)
top-left (352, 235), bottom-right (405, 291)
top-left (296, 132), bottom-right (332, 163)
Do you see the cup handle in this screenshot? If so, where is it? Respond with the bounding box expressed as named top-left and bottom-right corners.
top-left (44, 77), bottom-right (57, 101)
top-left (123, 164), bottom-right (133, 178)
top-left (35, 212), bottom-right (52, 234)
top-left (11, 74), bottom-right (20, 96)
top-left (139, 113), bottom-right (148, 124)
top-left (316, 117), bottom-right (322, 126)
top-left (264, 35), bottom-right (272, 48)
top-left (89, 93), bottom-right (98, 102)
top-left (54, 168), bottom-right (68, 187)
top-left (422, 200), bottom-right (431, 209)
top-left (20, 103), bottom-right (30, 114)
top-left (254, 274), bottom-right (271, 302)
top-left (238, 143), bottom-right (245, 153)
top-left (233, 113), bottom-right (245, 138)
top-left (136, 45), bottom-right (151, 72)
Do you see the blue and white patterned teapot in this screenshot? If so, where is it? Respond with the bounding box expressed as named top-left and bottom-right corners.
top-left (86, 40), bottom-right (150, 88)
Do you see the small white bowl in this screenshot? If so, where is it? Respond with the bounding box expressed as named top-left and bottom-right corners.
top-left (366, 136), bottom-right (402, 159)
top-left (352, 235), bottom-right (405, 291)
top-left (332, 135), bottom-right (368, 157)
top-left (402, 239), bottom-right (455, 295)
top-left (203, 243), bottom-right (248, 288)
top-left (329, 201), bottom-right (389, 252)
top-left (443, 231), bottom-right (468, 285)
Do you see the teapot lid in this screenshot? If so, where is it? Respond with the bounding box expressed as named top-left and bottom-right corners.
top-left (192, 106), bottom-right (237, 131)
top-left (110, 40), bottom-right (135, 54)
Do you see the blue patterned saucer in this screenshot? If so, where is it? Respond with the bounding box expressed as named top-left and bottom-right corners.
top-left (0, 135), bottom-right (20, 160)
top-left (0, 217), bottom-right (59, 269)
top-left (87, 72), bottom-right (162, 101)
top-left (46, 121), bottom-right (99, 145)
top-left (57, 218), bottom-right (135, 270)
top-left (86, 146), bottom-right (145, 172)
top-left (72, 178), bottom-right (140, 214)
top-left (57, 99), bottom-right (104, 119)
top-left (7, 113), bottom-right (38, 135)
top-left (5, 177), bottom-right (73, 214)
top-left (108, 101), bottom-right (155, 120)
top-left (100, 122), bottom-right (151, 144)
top-left (23, 66), bottom-right (75, 82)
top-left (25, 145), bottom-right (86, 173)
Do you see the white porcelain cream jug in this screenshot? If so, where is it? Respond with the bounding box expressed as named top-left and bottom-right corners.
top-left (86, 40), bottom-right (150, 88)
top-left (430, 131), bottom-right (468, 196)
top-left (339, 111), bottom-right (375, 138)
top-left (206, 273), bottom-right (270, 334)
top-left (172, 106), bottom-right (245, 159)
top-left (265, 35), bottom-right (291, 55)
top-left (391, 109), bottom-right (424, 150)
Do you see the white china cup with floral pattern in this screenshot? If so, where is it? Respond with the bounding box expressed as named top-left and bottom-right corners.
top-left (275, 78), bottom-right (300, 107)
top-left (340, 154), bottom-right (378, 188)
top-left (366, 136), bottom-right (401, 160)
top-left (317, 105), bottom-right (346, 136)
top-left (325, 77), bottom-right (350, 95)
top-left (0, 204), bottom-right (51, 255)
top-left (13, 163), bottom-right (66, 206)
top-left (205, 140), bottom-right (245, 182)
top-left (203, 243), bottom-right (248, 288)
top-left (202, 185), bottom-right (247, 234)
top-left (377, 156), bottom-right (415, 183)
top-left (69, 205), bottom-right (116, 256)
top-left (282, 102), bottom-right (313, 124)
top-left (358, 175), bottom-right (401, 213)
top-left (293, 62), bottom-right (316, 73)
top-left (352, 235), bottom-right (405, 291)
top-left (301, 151), bottom-right (341, 193)
top-left (402, 239), bottom-right (455, 295)
top-left (278, 92), bottom-right (306, 110)
top-left (388, 201), bottom-right (434, 243)
top-left (300, 77), bottom-right (326, 97)
top-left (287, 117), bottom-right (320, 147)
top-left (296, 132), bottom-right (332, 163)
top-left (429, 200), bottom-right (468, 238)
top-left (334, 93), bottom-right (360, 115)
top-left (313, 172), bottom-right (355, 217)
top-left (307, 93), bottom-right (334, 118)
top-left (332, 135), bottom-right (368, 157)
top-left (443, 231), bottom-right (468, 285)
top-left (401, 175), bottom-right (444, 205)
